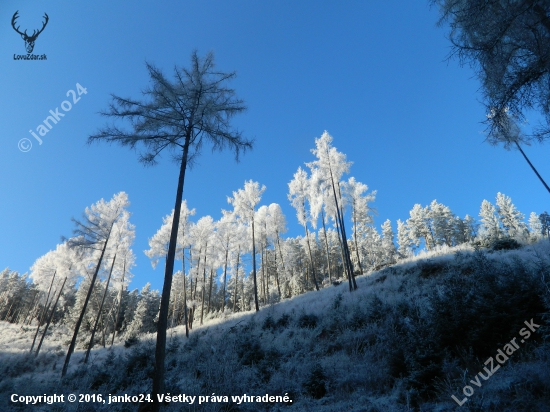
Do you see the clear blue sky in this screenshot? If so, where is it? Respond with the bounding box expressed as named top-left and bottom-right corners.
top-left (1, 1), bottom-right (548, 292)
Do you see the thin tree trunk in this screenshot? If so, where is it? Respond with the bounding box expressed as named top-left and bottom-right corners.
top-left (170, 274), bottom-right (179, 329)
top-left (515, 141), bottom-right (550, 194)
top-left (62, 222), bottom-right (114, 377)
top-left (183, 275), bottom-right (188, 336)
top-left (35, 277), bottom-right (67, 357)
top-left (330, 169), bottom-right (356, 290)
top-left (110, 263), bottom-right (125, 347)
top-left (152, 136), bottom-right (191, 410)
top-left (30, 296), bottom-right (53, 352)
top-left (274, 248), bottom-right (281, 298)
top-left (335, 216), bottom-right (346, 278)
top-left (182, 249), bottom-right (188, 338)
top-left (251, 220), bottom-right (260, 311)
top-left (200, 243), bottom-right (207, 325)
top-left (260, 241), bottom-right (267, 305)
top-left (264, 237), bottom-right (270, 303)
top-left (3, 300), bottom-right (15, 322)
top-left (30, 270), bottom-right (57, 352)
top-left (193, 247), bottom-right (200, 301)
top-left (276, 234), bottom-right (286, 291)
top-left (85, 253), bottom-right (117, 363)
top-left (222, 247), bottom-right (229, 313)
top-left (352, 209), bottom-right (364, 276)
top-left (321, 210), bottom-right (332, 282)
top-left (337, 181), bottom-right (357, 289)
top-left (304, 225), bottom-right (320, 291)
top-left (233, 248), bottom-right (240, 312)
top-left (26, 296), bottom-right (42, 326)
top-left (19, 290), bottom-right (39, 332)
top-left (207, 268), bottom-right (213, 314)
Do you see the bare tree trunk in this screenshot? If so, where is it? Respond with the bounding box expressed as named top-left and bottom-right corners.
top-left (221, 247), bottom-right (229, 313)
top-left (274, 248), bottom-right (281, 298)
top-left (330, 170), bottom-right (356, 291)
top-left (264, 238), bottom-right (270, 303)
top-left (30, 270), bottom-right (56, 352)
top-left (182, 250), bottom-right (188, 338)
top-left (352, 210), bottom-right (364, 276)
top-left (251, 220), bottom-right (260, 311)
top-left (321, 211), bottom-right (332, 283)
top-left (200, 243), bottom-right (207, 326)
top-left (170, 274), bottom-right (179, 329)
top-left (515, 141), bottom-right (550, 194)
top-left (30, 297), bottom-right (53, 352)
top-left (85, 253), bottom-right (117, 363)
top-left (337, 181), bottom-right (357, 289)
top-left (110, 264), bottom-right (125, 347)
top-left (260, 247), bottom-right (267, 305)
top-left (276, 234), bottom-right (286, 297)
top-left (62, 222), bottom-right (114, 377)
top-left (233, 248), bottom-right (240, 312)
top-left (35, 277), bottom-right (67, 357)
top-left (152, 136), bottom-right (191, 410)
top-left (304, 225), bottom-right (320, 291)
top-left (207, 269), bottom-right (214, 314)
top-left (26, 296), bottom-right (42, 326)
top-left (19, 290), bottom-right (39, 332)
top-left (192, 247), bottom-right (200, 302)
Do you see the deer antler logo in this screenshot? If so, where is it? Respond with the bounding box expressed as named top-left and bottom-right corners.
top-left (11, 11), bottom-right (49, 54)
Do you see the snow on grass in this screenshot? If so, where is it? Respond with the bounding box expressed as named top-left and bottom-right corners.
top-left (2, 239), bottom-right (550, 411)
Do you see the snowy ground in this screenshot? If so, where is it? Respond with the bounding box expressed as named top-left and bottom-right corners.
top-left (2, 240), bottom-right (550, 411)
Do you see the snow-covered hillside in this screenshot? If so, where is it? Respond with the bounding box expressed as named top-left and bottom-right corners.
top-left (2, 240), bottom-right (550, 411)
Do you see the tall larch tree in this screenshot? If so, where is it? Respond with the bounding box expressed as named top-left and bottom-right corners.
top-left (88, 51), bottom-right (252, 409)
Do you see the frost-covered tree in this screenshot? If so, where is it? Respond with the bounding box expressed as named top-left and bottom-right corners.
top-left (126, 284), bottom-right (160, 337)
top-left (356, 225), bottom-right (383, 270)
top-left (0, 269), bottom-right (32, 324)
top-left (267, 203), bottom-right (287, 298)
top-left (344, 177), bottom-right (376, 275)
top-left (309, 169), bottom-right (334, 282)
top-left (479, 199), bottom-right (502, 241)
top-left (306, 131), bottom-right (357, 291)
top-left (189, 216), bottom-right (215, 325)
top-left (29, 242), bottom-right (79, 355)
top-left (495, 192), bottom-right (528, 239)
top-left (432, 1), bottom-right (550, 193)
top-left (540, 211), bottom-right (550, 237)
top-left (288, 168), bottom-right (320, 291)
top-left (89, 51), bottom-right (252, 406)
top-left (433, 0), bottom-right (550, 141)
top-left (213, 211), bottom-right (241, 313)
top-left (429, 200), bottom-right (455, 247)
top-left (462, 215), bottom-right (479, 242)
top-left (397, 219), bottom-right (413, 258)
top-left (529, 212), bottom-right (543, 241)
top-left (381, 220), bottom-right (397, 265)
top-left (61, 192), bottom-right (129, 377)
top-left (407, 204), bottom-right (435, 250)
top-left (145, 201), bottom-right (195, 335)
top-left (85, 208), bottom-right (135, 363)
top-left (121, 288), bottom-right (139, 333)
top-left (227, 180), bottom-right (266, 311)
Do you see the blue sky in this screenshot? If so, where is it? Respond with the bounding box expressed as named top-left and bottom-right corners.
top-left (1, 1), bottom-right (548, 292)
